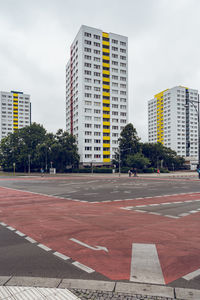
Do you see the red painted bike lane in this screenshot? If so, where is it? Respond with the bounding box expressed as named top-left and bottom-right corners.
top-left (0, 186), bottom-right (200, 284)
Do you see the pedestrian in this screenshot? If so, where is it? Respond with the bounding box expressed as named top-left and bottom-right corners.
top-left (157, 168), bottom-right (160, 175)
top-left (133, 168), bottom-right (137, 177)
top-left (196, 165), bottom-right (200, 179)
top-left (128, 169), bottom-right (132, 177)
top-left (40, 168), bottom-right (44, 177)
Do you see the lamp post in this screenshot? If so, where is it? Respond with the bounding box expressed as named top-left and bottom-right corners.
top-left (28, 154), bottom-right (31, 174)
top-left (185, 94), bottom-right (200, 178)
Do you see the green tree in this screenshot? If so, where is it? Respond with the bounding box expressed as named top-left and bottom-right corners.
top-left (116, 123), bottom-right (140, 167)
top-left (126, 153), bottom-right (150, 170)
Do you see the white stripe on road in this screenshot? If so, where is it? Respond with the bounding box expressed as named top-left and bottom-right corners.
top-left (7, 226), bottom-right (15, 231)
top-left (53, 252), bottom-right (70, 260)
top-left (183, 268), bottom-right (200, 280)
top-left (25, 236), bottom-right (37, 243)
top-left (15, 231), bottom-right (26, 237)
top-left (72, 261), bottom-right (95, 273)
top-left (130, 243), bottom-right (165, 284)
top-left (37, 244), bottom-right (51, 251)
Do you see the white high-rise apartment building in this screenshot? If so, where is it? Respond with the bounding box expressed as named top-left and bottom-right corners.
top-left (66, 25), bottom-right (128, 166)
top-left (0, 91), bottom-right (31, 140)
top-left (148, 86), bottom-right (199, 168)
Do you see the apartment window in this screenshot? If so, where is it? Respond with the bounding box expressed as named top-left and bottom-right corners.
top-left (84, 55), bottom-right (91, 60)
top-left (112, 61), bottom-right (118, 66)
top-left (94, 87), bottom-right (101, 91)
top-left (120, 48), bottom-right (126, 53)
top-left (85, 123), bottom-right (92, 128)
top-left (120, 55), bottom-right (126, 60)
top-left (94, 64), bottom-right (101, 69)
top-left (94, 109), bottom-right (101, 114)
top-left (84, 47), bottom-right (91, 52)
top-left (85, 85), bottom-right (92, 90)
top-left (94, 34), bottom-right (100, 40)
top-left (85, 139), bottom-right (92, 143)
top-left (94, 72), bottom-right (100, 77)
top-left (94, 117), bottom-right (101, 121)
top-left (94, 79), bottom-right (101, 84)
top-left (112, 68), bottom-right (118, 73)
top-left (84, 63), bottom-right (91, 68)
top-left (112, 39), bottom-right (118, 44)
top-left (85, 108), bottom-right (92, 113)
top-left (85, 154), bottom-right (92, 158)
top-left (85, 78), bottom-right (92, 83)
top-left (94, 124), bottom-right (101, 128)
top-left (85, 70), bottom-right (91, 75)
top-left (94, 49), bottom-right (101, 55)
top-left (94, 139), bottom-right (101, 143)
top-left (94, 147), bottom-right (101, 151)
top-left (120, 62), bottom-right (126, 67)
top-left (94, 94), bottom-right (101, 99)
top-left (94, 57), bottom-right (100, 62)
top-left (84, 32), bottom-right (91, 37)
top-left (112, 75), bottom-right (118, 80)
top-left (85, 40), bottom-right (91, 45)
top-left (85, 93), bottom-right (92, 98)
top-left (112, 82), bottom-right (118, 87)
top-left (112, 47), bottom-right (118, 51)
top-left (85, 131), bottom-right (92, 135)
top-left (120, 41), bottom-right (126, 46)
top-left (94, 42), bottom-right (100, 47)
top-left (85, 116), bottom-right (92, 121)
top-left (94, 132), bottom-right (101, 136)
top-left (85, 146), bottom-right (92, 151)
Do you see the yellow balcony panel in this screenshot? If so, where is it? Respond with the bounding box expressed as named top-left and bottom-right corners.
top-left (103, 99), bottom-right (110, 104)
top-left (102, 48), bottom-right (110, 53)
top-left (102, 55), bottom-right (110, 60)
top-left (103, 129), bottom-right (110, 133)
top-left (103, 107), bottom-right (110, 112)
top-left (103, 145), bottom-right (110, 149)
top-left (13, 93), bottom-right (18, 97)
top-left (13, 118), bottom-right (18, 121)
top-left (103, 114), bottom-right (110, 119)
top-left (103, 121), bottom-right (110, 126)
top-left (103, 151), bottom-right (110, 155)
top-left (103, 92), bottom-right (110, 97)
top-left (103, 158), bottom-right (111, 163)
top-left (102, 65), bottom-right (110, 70)
top-left (103, 84), bottom-right (110, 90)
top-left (102, 32), bottom-right (109, 38)
top-left (103, 136), bottom-right (110, 140)
top-left (102, 77), bottom-right (110, 82)
top-left (102, 40), bottom-right (109, 46)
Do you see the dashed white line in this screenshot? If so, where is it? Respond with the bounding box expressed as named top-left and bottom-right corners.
top-left (15, 231), bottom-right (26, 237)
top-left (7, 226), bottom-right (15, 231)
top-left (0, 222), bottom-right (7, 226)
top-left (53, 252), bottom-right (70, 260)
top-left (25, 236), bottom-right (37, 243)
top-left (72, 261), bottom-right (95, 273)
top-left (183, 268), bottom-right (200, 280)
top-left (37, 244), bottom-right (51, 251)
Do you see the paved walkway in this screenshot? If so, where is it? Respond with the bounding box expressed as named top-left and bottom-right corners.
top-left (1, 277), bottom-right (200, 300)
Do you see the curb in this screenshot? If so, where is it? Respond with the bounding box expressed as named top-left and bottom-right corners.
top-left (0, 277), bottom-right (200, 300)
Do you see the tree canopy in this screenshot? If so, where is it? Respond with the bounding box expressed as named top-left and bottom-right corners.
top-left (0, 123), bottom-right (79, 172)
top-left (113, 123), bottom-right (185, 171)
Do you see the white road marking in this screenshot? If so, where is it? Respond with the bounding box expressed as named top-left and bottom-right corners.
top-left (189, 210), bottom-right (198, 213)
top-left (25, 236), bottom-right (37, 243)
top-left (165, 215), bottom-right (180, 219)
top-left (7, 226), bottom-right (15, 231)
top-left (15, 231), bottom-right (26, 237)
top-left (37, 244), bottom-right (51, 251)
top-left (130, 243), bottom-right (165, 284)
top-left (183, 268), bottom-right (200, 280)
top-left (53, 252), bottom-right (70, 260)
top-left (72, 261), bottom-right (95, 273)
top-left (178, 213), bottom-right (190, 217)
top-left (134, 210), bottom-right (146, 213)
top-left (149, 204), bottom-right (159, 206)
top-left (0, 222), bottom-right (7, 226)
top-left (148, 212), bottom-right (161, 216)
top-left (70, 238), bottom-right (108, 252)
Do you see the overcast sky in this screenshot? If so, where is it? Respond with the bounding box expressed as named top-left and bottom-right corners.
top-left (0, 0), bottom-right (200, 141)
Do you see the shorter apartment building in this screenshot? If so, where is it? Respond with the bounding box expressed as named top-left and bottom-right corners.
top-left (148, 86), bottom-right (199, 169)
top-left (0, 91), bottom-right (31, 140)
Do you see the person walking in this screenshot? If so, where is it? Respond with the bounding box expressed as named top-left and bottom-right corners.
top-left (128, 169), bottom-right (132, 177)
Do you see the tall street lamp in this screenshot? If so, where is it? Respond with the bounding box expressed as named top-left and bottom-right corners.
top-left (185, 93), bottom-right (200, 178)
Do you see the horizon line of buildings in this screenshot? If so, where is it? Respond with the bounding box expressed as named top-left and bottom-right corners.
top-left (0, 25), bottom-right (199, 169)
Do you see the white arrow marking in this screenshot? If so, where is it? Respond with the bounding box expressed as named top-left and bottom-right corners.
top-left (130, 243), bottom-right (165, 284)
top-left (70, 238), bottom-right (108, 252)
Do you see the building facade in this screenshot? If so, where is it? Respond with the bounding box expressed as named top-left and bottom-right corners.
top-left (0, 91), bottom-right (31, 140)
top-left (66, 25), bottom-right (128, 165)
top-left (148, 86), bottom-right (199, 169)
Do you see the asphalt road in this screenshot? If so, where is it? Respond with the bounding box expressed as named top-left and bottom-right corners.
top-left (0, 173), bottom-right (199, 290)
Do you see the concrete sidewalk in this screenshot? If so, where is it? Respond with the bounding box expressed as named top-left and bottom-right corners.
top-left (1, 276), bottom-right (200, 300)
